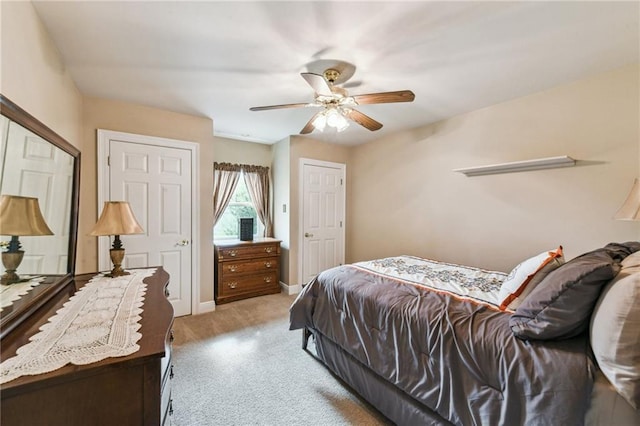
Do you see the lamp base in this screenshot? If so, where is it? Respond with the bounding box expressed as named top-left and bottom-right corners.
top-left (1, 251), bottom-right (25, 285)
top-left (107, 248), bottom-right (130, 278)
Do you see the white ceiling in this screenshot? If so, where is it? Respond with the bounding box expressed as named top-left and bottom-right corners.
top-left (32, 1), bottom-right (639, 146)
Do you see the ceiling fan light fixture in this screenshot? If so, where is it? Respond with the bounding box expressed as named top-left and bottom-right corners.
top-left (326, 109), bottom-right (340, 126)
top-left (336, 120), bottom-right (349, 132)
top-left (312, 112), bottom-right (327, 131)
top-left (326, 108), bottom-right (349, 132)
top-left (311, 108), bottom-right (350, 133)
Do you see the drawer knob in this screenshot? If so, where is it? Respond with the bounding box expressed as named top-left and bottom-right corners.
top-left (229, 265), bottom-right (238, 272)
top-left (264, 247), bottom-right (273, 253)
top-left (228, 282), bottom-right (238, 289)
top-left (264, 262), bottom-right (272, 268)
top-left (229, 250), bottom-right (238, 257)
top-left (264, 276), bottom-right (272, 283)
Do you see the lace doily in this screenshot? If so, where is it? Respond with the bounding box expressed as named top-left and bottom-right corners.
top-left (0, 268), bottom-right (156, 384)
top-left (0, 277), bottom-right (46, 312)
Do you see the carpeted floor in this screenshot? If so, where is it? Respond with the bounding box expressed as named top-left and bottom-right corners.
top-left (170, 292), bottom-right (391, 425)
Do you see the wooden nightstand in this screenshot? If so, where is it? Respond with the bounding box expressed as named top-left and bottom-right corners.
top-left (214, 237), bottom-right (281, 304)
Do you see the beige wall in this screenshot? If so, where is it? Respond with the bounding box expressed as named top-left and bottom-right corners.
top-left (288, 136), bottom-right (350, 285)
top-left (348, 64), bottom-right (640, 272)
top-left (213, 136), bottom-right (271, 166)
top-left (271, 138), bottom-right (291, 283)
top-left (0, 1), bottom-right (83, 148)
top-left (81, 97), bottom-right (216, 303)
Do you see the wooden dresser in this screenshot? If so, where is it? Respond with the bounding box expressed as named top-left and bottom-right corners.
top-left (0, 267), bottom-right (174, 426)
top-left (214, 237), bottom-right (281, 304)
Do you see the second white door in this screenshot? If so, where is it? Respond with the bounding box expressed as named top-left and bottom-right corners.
top-left (300, 159), bottom-right (345, 285)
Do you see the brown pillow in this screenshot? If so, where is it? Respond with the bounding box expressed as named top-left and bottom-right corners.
top-left (509, 248), bottom-right (619, 340)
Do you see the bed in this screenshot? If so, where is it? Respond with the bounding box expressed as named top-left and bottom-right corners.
top-left (289, 242), bottom-right (640, 425)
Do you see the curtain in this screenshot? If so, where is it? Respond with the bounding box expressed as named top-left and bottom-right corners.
top-left (243, 165), bottom-right (273, 237)
top-left (213, 162), bottom-right (241, 226)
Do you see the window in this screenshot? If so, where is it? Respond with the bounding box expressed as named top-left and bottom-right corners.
top-left (214, 172), bottom-right (264, 239)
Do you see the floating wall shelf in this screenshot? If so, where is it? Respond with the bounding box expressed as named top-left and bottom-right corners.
top-left (453, 155), bottom-right (576, 177)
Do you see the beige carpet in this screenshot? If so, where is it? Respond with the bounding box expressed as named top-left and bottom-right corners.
top-left (170, 292), bottom-right (391, 425)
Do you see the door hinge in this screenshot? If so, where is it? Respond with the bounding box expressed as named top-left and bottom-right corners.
top-left (340, 178), bottom-right (343, 185)
top-left (107, 155), bottom-right (110, 167)
top-left (340, 221), bottom-right (343, 228)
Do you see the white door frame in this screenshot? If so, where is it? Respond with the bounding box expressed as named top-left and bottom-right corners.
top-left (297, 158), bottom-right (346, 287)
top-left (97, 129), bottom-right (201, 314)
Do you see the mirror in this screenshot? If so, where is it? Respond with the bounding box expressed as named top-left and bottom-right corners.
top-left (0, 95), bottom-right (80, 337)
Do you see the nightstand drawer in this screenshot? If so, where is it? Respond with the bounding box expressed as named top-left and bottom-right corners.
top-left (217, 243), bottom-right (279, 260)
top-left (222, 258), bottom-right (278, 275)
top-left (219, 272), bottom-right (278, 296)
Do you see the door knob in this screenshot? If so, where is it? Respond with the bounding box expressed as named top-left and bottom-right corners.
top-left (177, 239), bottom-right (190, 246)
top-left (304, 233), bottom-right (314, 238)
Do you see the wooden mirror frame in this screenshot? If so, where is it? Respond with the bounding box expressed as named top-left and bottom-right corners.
top-left (0, 94), bottom-right (80, 338)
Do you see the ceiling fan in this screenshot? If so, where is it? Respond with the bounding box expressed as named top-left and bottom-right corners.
top-left (249, 68), bottom-right (415, 134)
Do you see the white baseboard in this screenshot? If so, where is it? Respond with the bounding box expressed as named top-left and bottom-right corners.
top-left (280, 281), bottom-right (301, 295)
top-left (196, 300), bottom-right (216, 314)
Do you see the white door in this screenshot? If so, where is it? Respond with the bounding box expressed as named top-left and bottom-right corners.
top-left (98, 131), bottom-right (196, 317)
top-left (300, 159), bottom-right (345, 285)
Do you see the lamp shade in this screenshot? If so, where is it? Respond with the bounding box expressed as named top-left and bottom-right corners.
top-left (0, 195), bottom-right (53, 236)
top-left (89, 201), bottom-right (144, 236)
top-left (614, 178), bottom-right (640, 221)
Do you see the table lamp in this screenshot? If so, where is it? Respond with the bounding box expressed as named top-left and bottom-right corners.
top-left (0, 195), bottom-right (54, 285)
top-left (90, 201), bottom-right (144, 277)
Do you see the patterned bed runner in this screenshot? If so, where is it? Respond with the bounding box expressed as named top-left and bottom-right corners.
top-left (352, 255), bottom-right (506, 307)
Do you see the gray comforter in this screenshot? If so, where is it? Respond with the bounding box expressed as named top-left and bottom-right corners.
top-left (290, 263), bottom-right (594, 425)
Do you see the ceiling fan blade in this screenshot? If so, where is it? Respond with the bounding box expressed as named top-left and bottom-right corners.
top-left (300, 112), bottom-right (323, 134)
top-left (301, 72), bottom-right (333, 96)
top-left (352, 90), bottom-right (415, 105)
top-left (249, 102), bottom-right (309, 111)
top-left (342, 80), bottom-right (363, 89)
top-left (344, 109), bottom-right (383, 131)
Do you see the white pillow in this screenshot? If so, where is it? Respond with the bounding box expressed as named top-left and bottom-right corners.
top-left (590, 250), bottom-right (640, 410)
top-left (498, 246), bottom-right (564, 311)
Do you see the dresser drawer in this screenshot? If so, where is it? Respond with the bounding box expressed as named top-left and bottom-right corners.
top-left (219, 271), bottom-right (279, 297)
top-left (217, 243), bottom-right (279, 261)
top-left (221, 258), bottom-right (278, 275)
top-left (160, 379), bottom-right (172, 426)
